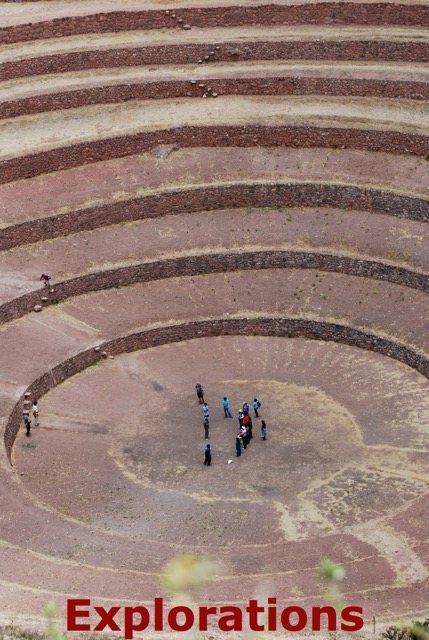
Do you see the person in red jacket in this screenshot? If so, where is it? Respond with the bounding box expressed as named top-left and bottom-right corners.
top-left (40, 274), bottom-right (52, 287)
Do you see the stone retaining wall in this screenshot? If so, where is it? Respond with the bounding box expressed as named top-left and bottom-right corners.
top-left (2, 183), bottom-right (428, 251)
top-left (1, 250), bottom-right (428, 325)
top-left (2, 5), bottom-right (429, 45)
top-left (3, 41), bottom-right (429, 82)
top-left (2, 77), bottom-right (429, 120)
top-left (1, 127), bottom-right (428, 185)
top-left (5, 317), bottom-right (429, 461)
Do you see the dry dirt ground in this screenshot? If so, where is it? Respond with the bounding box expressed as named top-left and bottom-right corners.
top-left (11, 335), bottom-right (429, 636)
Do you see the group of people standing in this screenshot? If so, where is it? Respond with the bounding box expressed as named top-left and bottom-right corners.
top-left (195, 384), bottom-right (267, 466)
top-left (235, 400), bottom-right (267, 457)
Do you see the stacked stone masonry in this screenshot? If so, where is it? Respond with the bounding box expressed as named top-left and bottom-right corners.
top-left (2, 5), bottom-right (429, 46)
top-left (1, 126), bottom-right (429, 185)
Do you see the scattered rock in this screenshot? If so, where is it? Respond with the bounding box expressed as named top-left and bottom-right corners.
top-left (183, 24), bottom-right (191, 29)
top-left (24, 392), bottom-right (31, 398)
top-left (151, 143), bottom-right (180, 160)
top-left (94, 346), bottom-right (101, 352)
top-left (41, 296), bottom-right (48, 302)
top-left (101, 351), bottom-right (108, 358)
top-left (33, 305), bottom-right (42, 312)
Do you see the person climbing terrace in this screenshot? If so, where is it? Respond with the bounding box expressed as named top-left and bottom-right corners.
top-left (40, 273), bottom-right (52, 287)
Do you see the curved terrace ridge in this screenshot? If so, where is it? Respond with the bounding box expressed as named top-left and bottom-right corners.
top-left (1, 250), bottom-right (429, 325)
top-left (3, 41), bottom-right (429, 82)
top-left (2, 76), bottom-right (429, 121)
top-left (2, 181), bottom-right (428, 251)
top-left (0, 125), bottom-right (428, 185)
top-left (6, 316), bottom-right (429, 462)
top-left (2, 3), bottom-right (429, 45)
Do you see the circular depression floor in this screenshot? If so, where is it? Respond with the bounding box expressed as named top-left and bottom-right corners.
top-left (15, 336), bottom-right (429, 549)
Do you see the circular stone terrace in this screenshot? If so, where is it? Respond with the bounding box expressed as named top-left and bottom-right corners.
top-left (0, 0), bottom-right (428, 634)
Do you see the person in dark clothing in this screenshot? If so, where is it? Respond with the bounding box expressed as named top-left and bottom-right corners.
top-left (40, 274), bottom-right (52, 287)
top-left (248, 417), bottom-right (253, 441)
top-left (204, 444), bottom-right (212, 465)
top-left (261, 420), bottom-right (267, 440)
top-left (195, 384), bottom-right (204, 404)
top-left (23, 413), bottom-right (31, 437)
top-left (235, 435), bottom-right (242, 457)
top-left (203, 417), bottom-right (210, 440)
top-left (242, 402), bottom-right (250, 416)
top-left (245, 425), bottom-right (251, 446)
top-left (238, 411), bottom-right (244, 427)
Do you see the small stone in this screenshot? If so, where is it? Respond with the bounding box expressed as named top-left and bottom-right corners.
top-left (49, 288), bottom-right (54, 293)
top-left (202, 93), bottom-right (207, 98)
top-left (215, 46), bottom-right (220, 50)
top-left (108, 356), bottom-right (115, 359)
top-left (94, 346), bottom-right (101, 352)
top-left (212, 92), bottom-right (219, 97)
top-left (190, 80), bottom-right (196, 84)
top-left (177, 18), bottom-right (183, 23)
top-left (20, 472), bottom-right (25, 476)
top-left (197, 59), bottom-right (203, 64)
top-left (207, 87), bottom-right (212, 91)
top-left (204, 55), bottom-right (209, 61)
top-left (171, 13), bottom-right (176, 17)
top-left (41, 296), bottom-right (48, 302)
top-left (101, 351), bottom-right (108, 358)
top-left (198, 84), bottom-right (205, 88)
top-left (33, 305), bottom-right (42, 312)
top-left (209, 51), bottom-right (215, 55)
top-left (183, 24), bottom-right (191, 29)
top-left (24, 392), bottom-right (31, 398)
